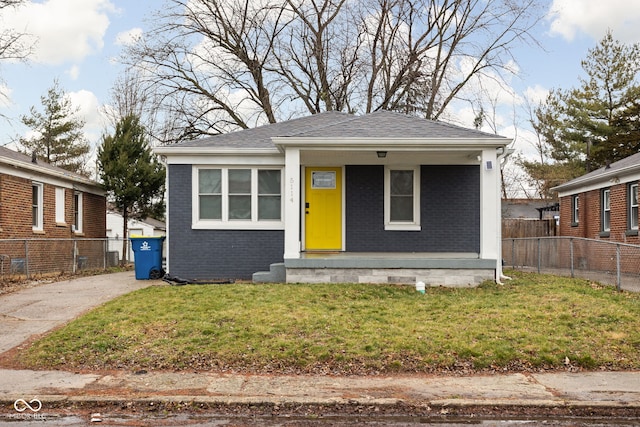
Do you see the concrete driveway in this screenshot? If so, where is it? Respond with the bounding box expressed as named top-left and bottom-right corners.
top-left (0, 271), bottom-right (152, 353)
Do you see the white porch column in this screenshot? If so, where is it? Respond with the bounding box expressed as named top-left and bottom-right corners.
top-left (283, 148), bottom-right (301, 259)
top-left (479, 148), bottom-right (501, 279)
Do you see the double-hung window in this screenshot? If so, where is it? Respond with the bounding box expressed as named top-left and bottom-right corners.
top-left (384, 166), bottom-right (420, 231)
top-left (195, 167), bottom-right (283, 229)
top-left (73, 192), bottom-right (83, 233)
top-left (55, 187), bottom-right (65, 225)
top-left (571, 195), bottom-right (579, 226)
top-left (629, 183), bottom-right (638, 231)
top-left (602, 188), bottom-right (611, 233)
top-left (32, 182), bottom-right (43, 231)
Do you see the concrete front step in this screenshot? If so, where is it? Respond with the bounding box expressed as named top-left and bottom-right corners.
top-left (252, 262), bottom-right (286, 283)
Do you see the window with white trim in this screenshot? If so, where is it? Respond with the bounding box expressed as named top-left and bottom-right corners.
top-left (571, 194), bottom-right (579, 225)
top-left (629, 183), bottom-right (638, 230)
top-left (195, 167), bottom-right (283, 229)
top-left (384, 166), bottom-right (420, 231)
top-left (73, 192), bottom-right (83, 233)
top-left (55, 187), bottom-right (65, 224)
top-left (602, 188), bottom-right (611, 232)
top-left (32, 182), bottom-right (43, 231)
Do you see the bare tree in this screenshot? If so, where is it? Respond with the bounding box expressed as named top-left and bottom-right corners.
top-left (0, 0), bottom-right (34, 110)
top-left (123, 0), bottom-right (545, 143)
top-left (0, 0), bottom-right (31, 62)
top-left (105, 68), bottom-right (182, 147)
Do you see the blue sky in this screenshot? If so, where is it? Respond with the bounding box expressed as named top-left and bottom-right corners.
top-left (0, 0), bottom-right (638, 167)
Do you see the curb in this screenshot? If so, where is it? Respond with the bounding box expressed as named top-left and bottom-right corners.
top-left (2, 395), bottom-right (640, 418)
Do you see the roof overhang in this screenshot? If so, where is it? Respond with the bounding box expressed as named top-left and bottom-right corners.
top-left (154, 137), bottom-right (511, 166)
top-left (154, 146), bottom-right (280, 156)
top-left (0, 157), bottom-right (104, 196)
top-left (552, 163), bottom-right (640, 196)
top-left (272, 137), bottom-right (510, 151)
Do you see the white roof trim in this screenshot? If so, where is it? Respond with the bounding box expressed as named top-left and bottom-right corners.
top-left (272, 137), bottom-right (510, 148)
top-left (552, 164), bottom-right (640, 194)
top-left (0, 159), bottom-right (104, 196)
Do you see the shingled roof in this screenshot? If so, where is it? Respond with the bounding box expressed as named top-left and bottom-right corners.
top-left (0, 145), bottom-right (100, 187)
top-left (552, 152), bottom-right (640, 193)
top-left (172, 110), bottom-right (508, 150)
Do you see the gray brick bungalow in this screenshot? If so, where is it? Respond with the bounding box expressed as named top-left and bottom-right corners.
top-left (155, 110), bottom-right (510, 287)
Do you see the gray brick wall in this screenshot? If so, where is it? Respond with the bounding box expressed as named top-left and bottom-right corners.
top-left (168, 163), bottom-right (480, 279)
top-left (345, 165), bottom-right (480, 252)
top-left (167, 164), bottom-right (284, 280)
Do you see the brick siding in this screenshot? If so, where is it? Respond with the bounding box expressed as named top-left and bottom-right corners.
top-left (559, 179), bottom-right (640, 244)
top-left (0, 173), bottom-right (106, 239)
top-left (345, 164), bottom-right (480, 252)
top-left (167, 164), bottom-right (284, 280)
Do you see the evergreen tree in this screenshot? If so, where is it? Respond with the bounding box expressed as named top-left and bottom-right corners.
top-left (19, 80), bottom-right (91, 175)
top-left (521, 31), bottom-right (640, 196)
top-left (98, 114), bottom-right (165, 263)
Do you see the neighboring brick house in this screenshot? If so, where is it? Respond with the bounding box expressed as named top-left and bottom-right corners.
top-left (552, 152), bottom-right (640, 244)
top-left (0, 146), bottom-right (106, 239)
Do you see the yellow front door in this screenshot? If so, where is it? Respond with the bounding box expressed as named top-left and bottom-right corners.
top-left (305, 167), bottom-right (342, 250)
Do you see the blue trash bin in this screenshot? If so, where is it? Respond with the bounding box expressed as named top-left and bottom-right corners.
top-left (130, 235), bottom-right (165, 280)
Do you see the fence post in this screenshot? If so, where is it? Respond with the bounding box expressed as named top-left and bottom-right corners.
top-left (72, 239), bottom-right (77, 274)
top-left (24, 239), bottom-right (29, 279)
top-left (103, 238), bottom-right (107, 270)
top-left (616, 244), bottom-right (621, 291)
top-left (511, 238), bottom-right (515, 269)
top-left (570, 238), bottom-right (574, 278)
top-left (537, 238), bottom-right (541, 273)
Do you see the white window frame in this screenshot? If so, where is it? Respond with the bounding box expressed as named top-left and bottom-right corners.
top-left (571, 194), bottom-right (579, 225)
top-left (629, 183), bottom-right (638, 230)
top-left (32, 182), bottom-right (44, 231)
top-left (602, 188), bottom-right (611, 232)
top-left (384, 166), bottom-right (421, 231)
top-left (193, 166), bottom-right (284, 230)
top-left (73, 191), bottom-right (83, 233)
top-left (55, 187), bottom-right (66, 225)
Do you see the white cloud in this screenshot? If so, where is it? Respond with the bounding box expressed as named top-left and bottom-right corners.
top-left (1, 0), bottom-right (117, 65)
top-left (115, 27), bottom-right (142, 46)
top-left (523, 85), bottom-right (549, 106)
top-left (67, 89), bottom-right (108, 143)
top-left (548, 0), bottom-right (640, 43)
top-left (66, 65), bottom-right (80, 80)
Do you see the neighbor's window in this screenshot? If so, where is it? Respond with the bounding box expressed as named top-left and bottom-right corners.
top-left (32, 182), bottom-right (43, 231)
top-left (195, 167), bottom-right (283, 229)
top-left (384, 166), bottom-right (420, 231)
top-left (629, 183), bottom-right (638, 230)
top-left (73, 192), bottom-right (83, 233)
top-left (55, 187), bottom-right (65, 224)
top-left (571, 194), bottom-right (579, 225)
top-left (602, 188), bottom-right (611, 232)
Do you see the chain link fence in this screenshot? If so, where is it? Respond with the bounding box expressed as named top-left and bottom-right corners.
top-left (0, 238), bottom-right (127, 281)
top-left (502, 237), bottom-right (640, 292)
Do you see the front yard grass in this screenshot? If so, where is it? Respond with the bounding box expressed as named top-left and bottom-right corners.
top-left (12, 270), bottom-right (640, 375)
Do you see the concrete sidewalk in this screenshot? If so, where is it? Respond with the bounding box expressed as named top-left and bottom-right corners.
top-left (0, 272), bottom-right (638, 418)
top-left (0, 369), bottom-right (639, 411)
